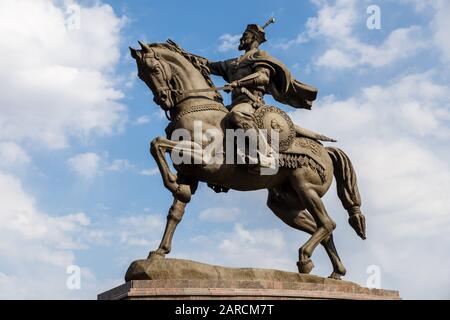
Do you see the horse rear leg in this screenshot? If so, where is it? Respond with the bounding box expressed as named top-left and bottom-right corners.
top-left (288, 170), bottom-right (337, 274)
top-left (267, 189), bottom-right (346, 279)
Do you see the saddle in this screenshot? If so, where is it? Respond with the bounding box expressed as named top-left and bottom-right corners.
top-left (253, 105), bottom-right (328, 181)
top-left (208, 106), bottom-right (329, 192)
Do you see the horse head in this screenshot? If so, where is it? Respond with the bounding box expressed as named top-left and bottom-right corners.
top-left (130, 41), bottom-right (221, 113)
top-left (130, 41), bottom-right (177, 111)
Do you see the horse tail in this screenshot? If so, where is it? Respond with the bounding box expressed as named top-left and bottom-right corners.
top-left (326, 147), bottom-right (366, 239)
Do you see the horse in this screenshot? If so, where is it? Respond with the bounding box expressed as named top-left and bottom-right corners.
top-left (129, 41), bottom-right (366, 279)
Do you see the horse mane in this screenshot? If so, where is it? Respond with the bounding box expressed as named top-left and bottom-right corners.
top-left (149, 41), bottom-right (223, 102)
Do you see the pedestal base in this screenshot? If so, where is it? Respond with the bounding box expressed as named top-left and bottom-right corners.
top-left (98, 258), bottom-right (400, 300)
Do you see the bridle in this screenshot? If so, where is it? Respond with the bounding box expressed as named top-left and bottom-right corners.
top-left (140, 49), bottom-right (177, 119)
top-left (140, 46), bottom-right (223, 121)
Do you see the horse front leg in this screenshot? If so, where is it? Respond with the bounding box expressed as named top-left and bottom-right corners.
top-left (149, 176), bottom-right (198, 259)
top-left (149, 197), bottom-right (187, 258)
top-left (150, 136), bottom-right (202, 202)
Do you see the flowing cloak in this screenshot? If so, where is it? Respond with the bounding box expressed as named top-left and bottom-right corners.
top-left (248, 50), bottom-right (318, 110)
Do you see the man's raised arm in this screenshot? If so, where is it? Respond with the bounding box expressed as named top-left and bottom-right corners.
top-left (207, 60), bottom-right (227, 77)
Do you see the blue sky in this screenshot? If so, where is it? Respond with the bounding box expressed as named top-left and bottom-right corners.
top-left (0, 0), bottom-right (449, 299)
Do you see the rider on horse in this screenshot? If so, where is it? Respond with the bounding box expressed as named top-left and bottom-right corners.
top-left (203, 19), bottom-right (336, 172)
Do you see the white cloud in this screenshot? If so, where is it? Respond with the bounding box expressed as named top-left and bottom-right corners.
top-left (275, 0), bottom-right (357, 50)
top-left (154, 109), bottom-right (167, 120)
top-left (118, 214), bottom-right (164, 247)
top-left (274, 33), bottom-right (309, 50)
top-left (105, 159), bottom-right (134, 172)
top-left (0, 142), bottom-right (30, 166)
top-left (383, 0), bottom-right (450, 64)
top-left (294, 71), bottom-right (450, 141)
top-left (199, 207), bottom-right (240, 222)
top-left (0, 167), bottom-right (164, 298)
top-left (182, 223), bottom-right (292, 270)
top-left (134, 115), bottom-right (151, 125)
top-left (139, 168), bottom-right (159, 176)
top-left (316, 26), bottom-right (427, 68)
top-left (431, 0), bottom-right (450, 62)
top-left (289, 71), bottom-right (450, 298)
top-left (0, 0), bottom-right (164, 299)
top-left (0, 171), bottom-right (91, 255)
top-left (0, 0), bottom-right (126, 149)
top-left (314, 48), bottom-right (356, 69)
top-left (306, 0), bottom-right (358, 39)
top-left (67, 152), bottom-right (101, 179)
top-left (218, 34), bottom-right (240, 53)
top-left (124, 70), bottom-right (138, 88)
top-left (0, 170), bottom-right (103, 298)
top-left (284, 0), bottom-right (427, 69)
top-left (68, 153), bottom-right (137, 177)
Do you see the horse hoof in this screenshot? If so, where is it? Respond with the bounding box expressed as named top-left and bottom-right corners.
top-left (328, 272), bottom-right (343, 280)
top-left (297, 259), bottom-right (314, 274)
top-left (148, 250), bottom-right (166, 259)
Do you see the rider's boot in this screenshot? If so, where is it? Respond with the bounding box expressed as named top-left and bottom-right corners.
top-left (247, 131), bottom-right (277, 175)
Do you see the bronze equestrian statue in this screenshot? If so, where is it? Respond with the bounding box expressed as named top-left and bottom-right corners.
top-left (130, 20), bottom-right (366, 280)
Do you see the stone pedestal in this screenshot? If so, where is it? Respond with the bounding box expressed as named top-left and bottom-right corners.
top-left (98, 257), bottom-right (400, 300)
